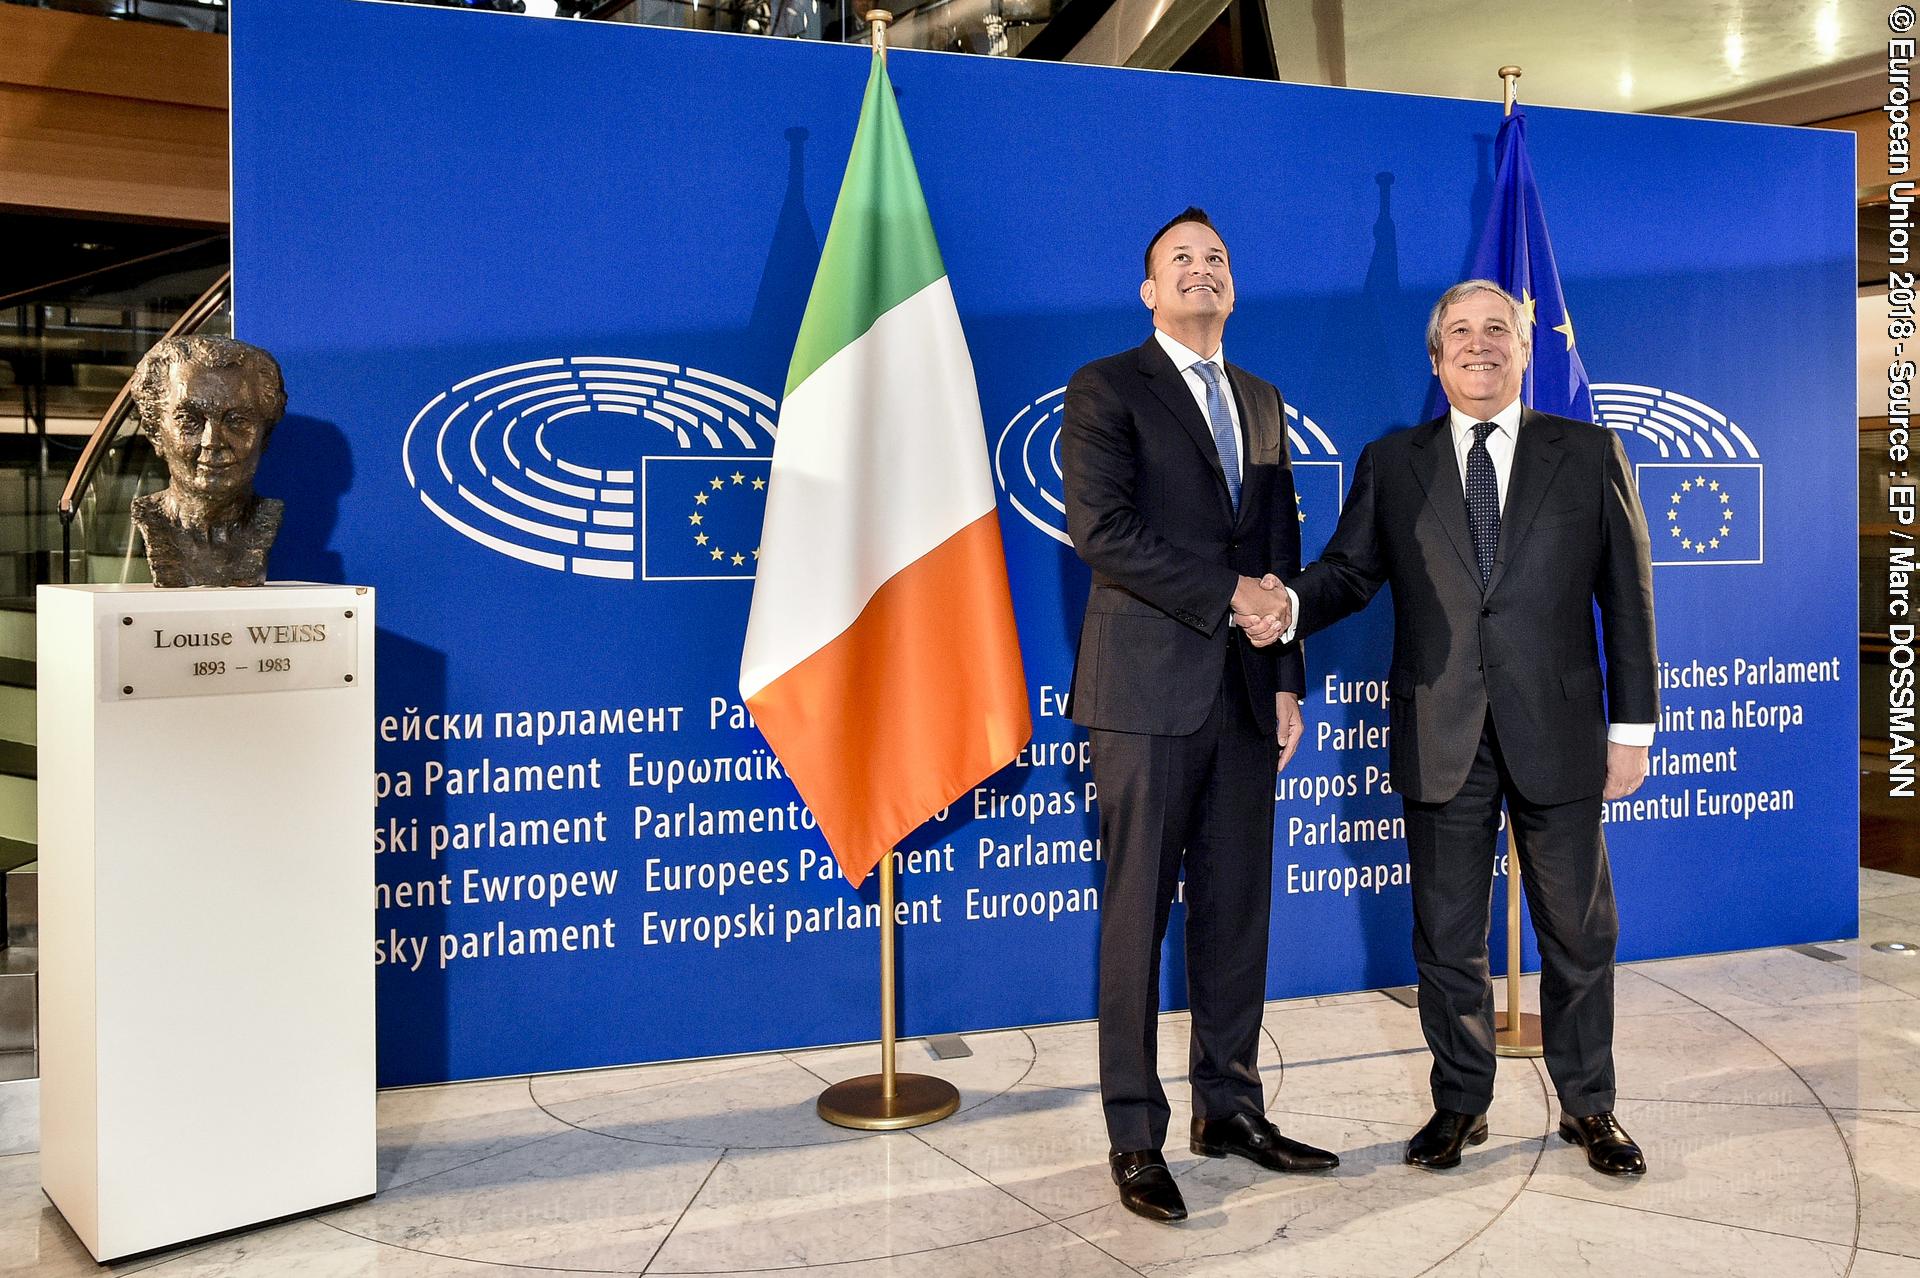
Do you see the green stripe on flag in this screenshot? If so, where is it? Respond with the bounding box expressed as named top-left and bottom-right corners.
top-left (784, 56), bottom-right (947, 398)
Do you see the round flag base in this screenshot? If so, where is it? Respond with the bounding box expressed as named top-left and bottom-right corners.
top-left (817, 1073), bottom-right (960, 1130)
top-left (1494, 1011), bottom-right (1544, 1058)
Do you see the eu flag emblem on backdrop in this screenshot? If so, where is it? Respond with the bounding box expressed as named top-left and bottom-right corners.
top-left (641, 457), bottom-right (772, 580)
top-left (1640, 463), bottom-right (1764, 566)
top-left (1291, 461), bottom-right (1346, 563)
top-left (1467, 109), bottom-right (1594, 423)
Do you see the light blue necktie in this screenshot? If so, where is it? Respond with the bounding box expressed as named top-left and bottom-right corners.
top-left (1191, 361), bottom-right (1241, 512)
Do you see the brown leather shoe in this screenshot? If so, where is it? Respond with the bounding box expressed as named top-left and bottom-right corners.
top-left (1109, 1149), bottom-right (1187, 1222)
top-left (1559, 1111), bottom-right (1647, 1176)
top-left (1191, 1112), bottom-right (1339, 1172)
top-left (1405, 1108), bottom-right (1489, 1169)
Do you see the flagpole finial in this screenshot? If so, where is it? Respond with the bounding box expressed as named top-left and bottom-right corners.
top-left (1498, 65), bottom-right (1522, 116)
top-left (867, 9), bottom-right (893, 58)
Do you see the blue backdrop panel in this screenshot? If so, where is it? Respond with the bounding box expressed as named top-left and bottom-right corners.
top-left (232, 2), bottom-right (1858, 1087)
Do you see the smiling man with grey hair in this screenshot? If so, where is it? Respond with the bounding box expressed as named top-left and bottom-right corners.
top-left (1262, 277), bottom-right (1660, 1179)
top-left (1424, 278), bottom-right (1533, 365)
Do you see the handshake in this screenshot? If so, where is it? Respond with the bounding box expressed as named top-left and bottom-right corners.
top-left (1231, 573), bottom-right (1292, 648)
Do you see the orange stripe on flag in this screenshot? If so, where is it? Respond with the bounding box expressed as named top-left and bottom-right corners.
top-left (746, 512), bottom-right (1031, 887)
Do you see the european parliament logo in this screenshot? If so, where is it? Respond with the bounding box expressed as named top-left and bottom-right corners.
top-left (640, 459), bottom-right (770, 581)
top-left (1591, 383), bottom-right (1764, 567)
top-left (400, 357), bottom-right (780, 582)
top-left (1287, 410), bottom-right (1344, 562)
top-left (994, 386), bottom-right (1344, 551)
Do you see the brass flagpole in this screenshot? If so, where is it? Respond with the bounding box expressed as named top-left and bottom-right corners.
top-left (1498, 63), bottom-right (1521, 116)
top-left (814, 9), bottom-right (962, 1130)
top-left (816, 851), bottom-right (962, 1128)
top-left (1491, 62), bottom-right (1543, 1059)
top-left (1494, 825), bottom-right (1542, 1056)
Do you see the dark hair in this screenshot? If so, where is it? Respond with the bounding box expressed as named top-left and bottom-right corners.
top-left (1144, 207), bottom-right (1221, 279)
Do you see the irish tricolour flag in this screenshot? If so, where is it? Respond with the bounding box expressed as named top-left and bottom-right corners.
top-left (740, 55), bottom-right (1031, 889)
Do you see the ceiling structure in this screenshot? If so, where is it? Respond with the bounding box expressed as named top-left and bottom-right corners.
top-left (497, 0), bottom-right (1893, 126)
top-left (1301, 0), bottom-right (1886, 121)
top-left (0, 0), bottom-right (1888, 307)
top-left (1021, 0), bottom-right (1886, 125)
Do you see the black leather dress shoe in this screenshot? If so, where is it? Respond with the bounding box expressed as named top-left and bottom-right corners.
top-left (1559, 1111), bottom-right (1647, 1175)
top-left (1109, 1149), bottom-right (1187, 1222)
top-left (1191, 1112), bottom-right (1339, 1172)
top-left (1405, 1108), bottom-right (1489, 1169)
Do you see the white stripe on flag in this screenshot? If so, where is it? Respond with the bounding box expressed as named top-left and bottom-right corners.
top-left (740, 275), bottom-right (995, 700)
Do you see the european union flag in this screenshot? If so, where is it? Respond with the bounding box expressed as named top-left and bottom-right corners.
top-left (641, 456), bottom-right (772, 581)
top-left (1639, 463), bottom-right (1764, 566)
top-left (1292, 461), bottom-right (1346, 562)
top-left (1467, 109), bottom-right (1594, 423)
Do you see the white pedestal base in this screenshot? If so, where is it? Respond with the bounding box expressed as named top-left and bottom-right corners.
top-left (36, 583), bottom-right (376, 1262)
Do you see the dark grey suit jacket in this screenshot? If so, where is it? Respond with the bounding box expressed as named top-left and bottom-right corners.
top-left (1061, 335), bottom-right (1305, 738)
top-left (1290, 408), bottom-right (1658, 805)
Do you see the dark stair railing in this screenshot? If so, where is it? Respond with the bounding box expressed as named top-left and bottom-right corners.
top-left (1, 266), bottom-right (229, 1086)
top-left (55, 269), bottom-right (231, 584)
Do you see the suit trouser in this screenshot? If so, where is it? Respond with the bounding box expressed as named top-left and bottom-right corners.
top-left (1401, 710), bottom-right (1619, 1119)
top-left (1090, 646), bottom-right (1277, 1153)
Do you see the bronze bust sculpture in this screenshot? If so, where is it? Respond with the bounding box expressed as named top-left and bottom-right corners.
top-left (128, 336), bottom-right (287, 588)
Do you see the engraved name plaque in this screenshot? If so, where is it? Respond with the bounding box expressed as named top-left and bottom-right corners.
top-left (112, 605), bottom-right (362, 700)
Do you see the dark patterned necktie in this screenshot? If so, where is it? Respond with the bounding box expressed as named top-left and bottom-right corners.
top-left (1192, 362), bottom-right (1241, 512)
top-left (1466, 421), bottom-right (1500, 585)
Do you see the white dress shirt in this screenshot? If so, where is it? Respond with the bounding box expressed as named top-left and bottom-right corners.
top-left (1159, 331), bottom-right (1247, 632)
top-left (1280, 395), bottom-right (1653, 747)
top-left (1447, 398), bottom-right (1523, 507)
top-left (1154, 329), bottom-right (1243, 477)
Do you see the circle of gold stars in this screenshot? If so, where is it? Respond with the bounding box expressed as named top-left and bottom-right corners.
top-left (1666, 475), bottom-right (1733, 555)
top-left (690, 470), bottom-right (765, 567)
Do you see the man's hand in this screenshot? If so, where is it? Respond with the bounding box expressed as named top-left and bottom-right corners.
top-left (1231, 572), bottom-right (1286, 617)
top-left (1233, 573), bottom-right (1292, 647)
top-left (1604, 742), bottom-right (1649, 800)
top-left (1276, 691), bottom-right (1304, 772)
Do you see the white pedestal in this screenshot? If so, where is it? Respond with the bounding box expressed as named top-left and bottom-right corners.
top-left (36, 583), bottom-right (376, 1262)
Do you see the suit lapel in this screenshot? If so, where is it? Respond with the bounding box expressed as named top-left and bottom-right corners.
top-left (1136, 338), bottom-right (1233, 518)
top-left (1225, 364), bottom-right (1276, 459)
top-left (1485, 408), bottom-right (1565, 595)
top-left (1408, 417), bottom-right (1480, 587)
top-left (1225, 363), bottom-right (1274, 530)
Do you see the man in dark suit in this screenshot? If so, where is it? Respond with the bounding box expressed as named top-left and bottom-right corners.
top-left (1270, 279), bottom-right (1657, 1177)
top-left (1061, 208), bottom-right (1337, 1224)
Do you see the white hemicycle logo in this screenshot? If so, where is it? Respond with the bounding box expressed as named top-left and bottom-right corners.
top-left (993, 385), bottom-right (1344, 548)
top-left (994, 388), bottom-right (1072, 546)
top-left (401, 357), bottom-right (779, 581)
top-left (1284, 404), bottom-right (1343, 550)
top-left (1590, 383), bottom-right (1764, 567)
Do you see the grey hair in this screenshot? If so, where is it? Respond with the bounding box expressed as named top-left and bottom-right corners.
top-left (1424, 279), bottom-right (1532, 364)
top-left (131, 335), bottom-right (288, 437)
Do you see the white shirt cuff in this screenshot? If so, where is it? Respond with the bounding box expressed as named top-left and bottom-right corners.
top-left (1280, 587), bottom-right (1300, 644)
top-left (1607, 722), bottom-right (1655, 747)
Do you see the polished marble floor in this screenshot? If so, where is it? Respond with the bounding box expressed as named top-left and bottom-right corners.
top-left (6, 869), bottom-right (1920, 1277)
